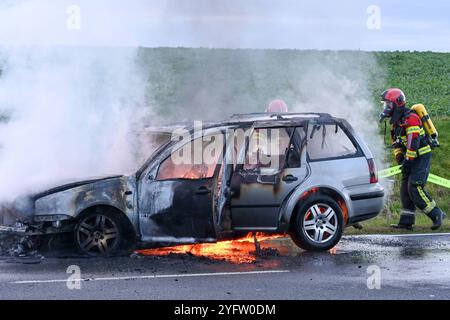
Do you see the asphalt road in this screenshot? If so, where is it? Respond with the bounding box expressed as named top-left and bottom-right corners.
top-left (0, 233), bottom-right (449, 300)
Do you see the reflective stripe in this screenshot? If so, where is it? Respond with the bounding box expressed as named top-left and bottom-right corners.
top-left (417, 186), bottom-right (430, 205)
top-left (420, 128), bottom-right (426, 135)
top-left (417, 186), bottom-right (436, 214)
top-left (418, 145), bottom-right (431, 155)
top-left (393, 148), bottom-right (403, 157)
top-left (406, 150), bottom-right (417, 158)
top-left (404, 146), bottom-right (431, 159)
top-left (425, 200), bottom-right (437, 214)
top-left (400, 209), bottom-right (416, 216)
top-left (406, 126), bottom-right (421, 135)
top-left (418, 185), bottom-right (430, 205)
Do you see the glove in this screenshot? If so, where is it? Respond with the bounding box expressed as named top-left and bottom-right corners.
top-left (395, 153), bottom-right (405, 165)
top-left (402, 159), bottom-right (413, 174)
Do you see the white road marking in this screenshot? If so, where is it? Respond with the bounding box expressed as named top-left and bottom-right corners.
top-left (346, 232), bottom-right (450, 238)
top-left (10, 269), bottom-right (290, 285)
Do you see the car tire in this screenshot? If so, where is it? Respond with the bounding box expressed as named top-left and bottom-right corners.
top-left (290, 194), bottom-right (344, 251)
top-left (74, 208), bottom-right (131, 257)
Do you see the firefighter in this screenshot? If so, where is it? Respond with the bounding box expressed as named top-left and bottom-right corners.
top-left (256, 99), bottom-right (288, 169)
top-left (266, 99), bottom-right (288, 113)
top-left (379, 88), bottom-right (445, 230)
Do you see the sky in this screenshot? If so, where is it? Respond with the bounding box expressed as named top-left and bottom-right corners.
top-left (0, 0), bottom-right (449, 51)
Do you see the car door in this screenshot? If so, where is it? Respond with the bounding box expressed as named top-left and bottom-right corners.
top-left (138, 133), bottom-right (223, 244)
top-left (229, 125), bottom-right (308, 231)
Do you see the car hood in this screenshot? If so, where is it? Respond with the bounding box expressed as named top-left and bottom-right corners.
top-left (32, 175), bottom-right (124, 200)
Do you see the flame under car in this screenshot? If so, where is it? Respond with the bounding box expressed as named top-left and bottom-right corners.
top-left (0, 113), bottom-right (385, 256)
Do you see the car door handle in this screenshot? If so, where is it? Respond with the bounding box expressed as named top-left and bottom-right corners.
top-left (282, 174), bottom-right (298, 182)
top-left (195, 186), bottom-right (211, 195)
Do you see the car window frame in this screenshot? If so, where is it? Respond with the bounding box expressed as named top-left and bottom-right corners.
top-left (240, 125), bottom-right (304, 175)
top-left (155, 132), bottom-right (225, 181)
top-left (284, 126), bottom-right (307, 169)
top-left (305, 120), bottom-right (363, 163)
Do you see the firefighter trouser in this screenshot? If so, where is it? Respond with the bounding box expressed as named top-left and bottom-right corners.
top-left (400, 152), bottom-right (436, 219)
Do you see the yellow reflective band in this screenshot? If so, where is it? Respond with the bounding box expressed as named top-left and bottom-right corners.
top-left (417, 186), bottom-right (436, 214)
top-left (420, 128), bottom-right (426, 135)
top-left (393, 148), bottom-right (403, 156)
top-left (424, 200), bottom-right (437, 214)
top-left (420, 190), bottom-right (436, 213)
top-left (418, 145), bottom-right (431, 155)
top-left (406, 150), bottom-right (417, 158)
top-left (417, 186), bottom-right (431, 206)
top-left (406, 126), bottom-right (421, 135)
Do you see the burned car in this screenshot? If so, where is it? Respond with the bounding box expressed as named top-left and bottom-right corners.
top-left (0, 113), bottom-right (384, 255)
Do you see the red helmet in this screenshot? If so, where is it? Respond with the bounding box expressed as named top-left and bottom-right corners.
top-left (379, 88), bottom-right (406, 122)
top-left (381, 88), bottom-right (406, 107)
top-left (266, 99), bottom-right (288, 113)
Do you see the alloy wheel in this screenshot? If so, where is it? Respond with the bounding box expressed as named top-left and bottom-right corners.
top-left (302, 203), bottom-right (338, 244)
top-left (76, 214), bottom-right (119, 255)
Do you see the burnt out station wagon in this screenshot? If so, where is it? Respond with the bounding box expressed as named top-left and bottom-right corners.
top-left (0, 113), bottom-right (385, 255)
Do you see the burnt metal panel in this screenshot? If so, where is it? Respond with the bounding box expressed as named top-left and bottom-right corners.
top-left (138, 178), bottom-right (216, 243)
top-left (33, 176), bottom-right (136, 224)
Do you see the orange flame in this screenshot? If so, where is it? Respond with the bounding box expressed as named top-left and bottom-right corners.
top-left (328, 246), bottom-right (337, 255)
top-left (138, 233), bottom-right (285, 264)
top-left (300, 187), bottom-right (319, 200)
top-left (337, 199), bottom-right (349, 224)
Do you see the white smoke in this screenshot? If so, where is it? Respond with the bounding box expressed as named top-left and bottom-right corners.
top-left (0, 46), bottom-right (150, 201)
top-left (0, 1), bottom-right (391, 205)
top-left (290, 52), bottom-right (386, 168)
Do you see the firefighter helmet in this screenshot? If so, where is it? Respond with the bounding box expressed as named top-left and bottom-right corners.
top-left (381, 88), bottom-right (406, 107)
top-left (266, 99), bottom-right (288, 113)
top-left (379, 88), bottom-right (407, 123)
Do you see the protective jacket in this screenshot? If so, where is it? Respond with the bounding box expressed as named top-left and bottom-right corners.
top-left (391, 109), bottom-right (431, 165)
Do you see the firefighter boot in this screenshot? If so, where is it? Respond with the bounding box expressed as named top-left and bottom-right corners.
top-left (390, 210), bottom-right (415, 230)
top-left (426, 207), bottom-right (445, 230)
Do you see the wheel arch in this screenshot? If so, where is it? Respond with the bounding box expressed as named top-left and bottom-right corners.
top-left (76, 204), bottom-right (137, 241)
top-left (283, 186), bottom-right (349, 230)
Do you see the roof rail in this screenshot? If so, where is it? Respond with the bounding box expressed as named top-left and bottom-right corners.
top-left (229, 112), bottom-right (332, 120)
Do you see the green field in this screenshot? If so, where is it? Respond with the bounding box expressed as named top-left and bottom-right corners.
top-left (0, 49), bottom-right (449, 234)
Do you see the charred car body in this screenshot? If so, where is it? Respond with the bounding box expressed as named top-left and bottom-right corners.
top-left (0, 113), bottom-right (384, 255)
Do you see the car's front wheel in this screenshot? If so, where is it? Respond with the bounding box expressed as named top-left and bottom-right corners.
top-left (290, 194), bottom-right (344, 251)
top-left (74, 209), bottom-right (128, 256)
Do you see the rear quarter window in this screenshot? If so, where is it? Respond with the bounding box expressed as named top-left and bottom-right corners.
top-left (307, 124), bottom-right (358, 161)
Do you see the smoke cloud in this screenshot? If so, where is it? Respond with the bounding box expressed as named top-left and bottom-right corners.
top-left (0, 1), bottom-right (390, 205)
top-left (0, 46), bottom-right (150, 201)
top-left (290, 52), bottom-right (387, 168)
top-left (141, 49), bottom-right (387, 169)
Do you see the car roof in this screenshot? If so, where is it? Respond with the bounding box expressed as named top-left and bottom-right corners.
top-left (140, 112), bottom-right (335, 134)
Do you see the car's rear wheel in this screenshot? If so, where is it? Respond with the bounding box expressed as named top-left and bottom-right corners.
top-left (290, 194), bottom-right (344, 251)
top-left (75, 209), bottom-right (128, 256)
